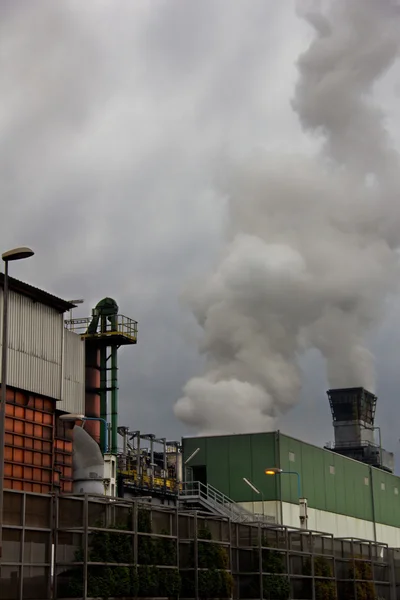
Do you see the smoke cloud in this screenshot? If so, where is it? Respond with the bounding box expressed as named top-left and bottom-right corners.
top-left (174, 0), bottom-right (400, 434)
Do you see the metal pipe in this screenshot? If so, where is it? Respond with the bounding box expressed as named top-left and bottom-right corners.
top-left (150, 435), bottom-right (154, 486)
top-left (111, 347), bottom-right (118, 454)
top-left (162, 438), bottom-right (167, 473)
top-left (59, 314), bottom-right (65, 404)
top-left (82, 417), bottom-right (109, 454)
top-left (370, 466), bottom-right (377, 542)
top-left (99, 344), bottom-right (107, 454)
top-left (0, 260), bottom-right (9, 561)
top-left (136, 431), bottom-right (141, 480)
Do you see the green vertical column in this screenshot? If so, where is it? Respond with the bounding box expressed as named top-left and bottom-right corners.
top-left (111, 346), bottom-right (118, 454)
top-left (99, 315), bottom-right (108, 454)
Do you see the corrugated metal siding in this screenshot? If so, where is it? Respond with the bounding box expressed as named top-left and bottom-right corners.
top-left (0, 289), bottom-right (63, 398)
top-left (185, 432), bottom-right (400, 529)
top-left (0, 290), bottom-right (85, 407)
top-left (279, 434), bottom-right (376, 523)
top-left (59, 329), bottom-right (85, 414)
top-left (182, 432), bottom-right (277, 501)
top-left (370, 468), bottom-right (400, 528)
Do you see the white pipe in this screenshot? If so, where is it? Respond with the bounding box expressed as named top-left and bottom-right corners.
top-left (59, 314), bottom-right (65, 402)
top-left (72, 426), bottom-right (104, 494)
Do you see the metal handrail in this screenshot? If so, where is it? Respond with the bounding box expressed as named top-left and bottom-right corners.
top-left (179, 481), bottom-right (274, 523)
top-left (65, 314), bottom-right (138, 342)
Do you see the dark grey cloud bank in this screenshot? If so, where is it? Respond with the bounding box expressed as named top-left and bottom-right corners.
top-left (2, 1), bottom-right (400, 459)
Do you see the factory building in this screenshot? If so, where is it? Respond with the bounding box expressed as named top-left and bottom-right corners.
top-left (0, 275), bottom-right (85, 494)
top-left (182, 388), bottom-right (400, 547)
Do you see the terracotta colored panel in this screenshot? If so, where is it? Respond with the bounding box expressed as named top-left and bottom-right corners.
top-left (33, 453), bottom-right (42, 466)
top-left (4, 464), bottom-right (12, 476)
top-left (25, 437), bottom-right (33, 449)
top-left (14, 449), bottom-right (23, 462)
top-left (15, 406), bottom-right (24, 419)
top-left (33, 424), bottom-right (42, 438)
top-left (43, 413), bottom-right (53, 425)
top-left (33, 439), bottom-right (41, 450)
top-left (4, 447), bottom-right (12, 461)
top-left (33, 411), bottom-right (43, 423)
top-left (32, 468), bottom-right (41, 481)
top-left (23, 450), bottom-right (33, 463)
top-left (5, 388), bottom-right (15, 402)
top-left (42, 426), bottom-right (52, 440)
top-left (44, 399), bottom-right (53, 411)
top-left (26, 408), bottom-right (34, 421)
top-left (63, 467), bottom-right (73, 478)
top-left (25, 423), bottom-right (33, 435)
top-left (15, 391), bottom-right (27, 405)
top-left (13, 465), bottom-right (23, 478)
top-left (42, 471), bottom-right (51, 483)
top-left (42, 454), bottom-right (51, 467)
top-left (5, 404), bottom-right (13, 416)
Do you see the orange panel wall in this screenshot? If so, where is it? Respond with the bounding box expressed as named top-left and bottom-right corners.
top-left (3, 386), bottom-right (74, 494)
top-left (55, 416), bottom-right (74, 494)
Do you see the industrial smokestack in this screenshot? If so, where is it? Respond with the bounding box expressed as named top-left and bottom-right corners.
top-left (326, 387), bottom-right (394, 473)
top-left (174, 0), bottom-right (400, 435)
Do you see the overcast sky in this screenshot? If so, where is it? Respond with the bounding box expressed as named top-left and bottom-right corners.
top-left (2, 1), bottom-right (400, 461)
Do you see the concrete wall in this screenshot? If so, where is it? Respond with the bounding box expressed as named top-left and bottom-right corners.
top-left (238, 499), bottom-right (400, 547)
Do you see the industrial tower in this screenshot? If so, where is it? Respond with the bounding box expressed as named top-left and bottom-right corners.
top-left (66, 297), bottom-right (137, 455)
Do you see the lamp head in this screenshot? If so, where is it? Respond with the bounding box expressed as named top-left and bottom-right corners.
top-left (2, 247), bottom-right (34, 262)
top-left (265, 468), bottom-right (283, 476)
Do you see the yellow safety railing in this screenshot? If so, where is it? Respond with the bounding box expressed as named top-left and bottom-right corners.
top-left (119, 469), bottom-right (181, 492)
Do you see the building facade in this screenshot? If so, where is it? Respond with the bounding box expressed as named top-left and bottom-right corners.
top-left (182, 431), bottom-right (400, 547)
top-left (0, 275), bottom-right (85, 494)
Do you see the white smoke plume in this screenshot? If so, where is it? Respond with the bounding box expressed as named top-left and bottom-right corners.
top-left (174, 0), bottom-right (400, 435)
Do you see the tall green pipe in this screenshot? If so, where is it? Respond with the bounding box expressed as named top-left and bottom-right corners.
top-left (111, 346), bottom-right (118, 454)
top-left (99, 314), bottom-right (108, 454)
top-left (99, 346), bottom-right (107, 453)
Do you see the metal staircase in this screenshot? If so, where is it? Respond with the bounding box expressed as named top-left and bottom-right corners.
top-left (178, 481), bottom-right (275, 524)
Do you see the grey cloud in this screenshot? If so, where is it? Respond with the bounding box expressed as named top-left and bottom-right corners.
top-left (2, 1), bottom-right (400, 451)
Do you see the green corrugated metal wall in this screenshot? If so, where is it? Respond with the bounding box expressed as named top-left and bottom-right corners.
top-left (278, 434), bottom-right (373, 521)
top-left (182, 433), bottom-right (278, 501)
top-left (183, 432), bottom-right (400, 529)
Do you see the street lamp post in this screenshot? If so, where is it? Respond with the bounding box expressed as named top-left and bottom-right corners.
top-left (265, 468), bottom-right (302, 497)
top-left (0, 247), bottom-right (34, 562)
top-left (59, 413), bottom-right (110, 454)
top-left (243, 477), bottom-right (265, 519)
top-left (265, 467), bottom-right (308, 529)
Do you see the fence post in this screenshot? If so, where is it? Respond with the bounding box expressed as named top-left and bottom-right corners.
top-left (194, 512), bottom-right (199, 600)
top-left (83, 495), bottom-right (88, 600)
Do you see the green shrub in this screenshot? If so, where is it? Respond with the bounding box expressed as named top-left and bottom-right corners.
top-left (60, 507), bottom-right (181, 599)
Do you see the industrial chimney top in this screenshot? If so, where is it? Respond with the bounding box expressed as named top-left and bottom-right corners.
top-left (327, 387), bottom-right (377, 426)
